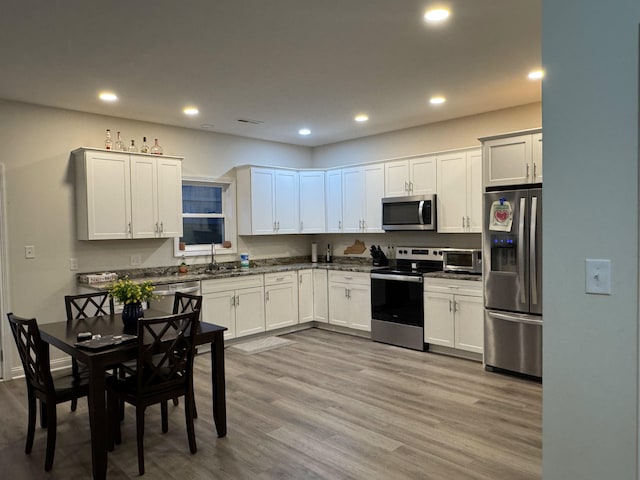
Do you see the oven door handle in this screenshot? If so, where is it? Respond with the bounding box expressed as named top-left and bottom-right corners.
top-left (371, 273), bottom-right (423, 283)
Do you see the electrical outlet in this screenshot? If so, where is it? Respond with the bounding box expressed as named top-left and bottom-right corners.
top-left (130, 254), bottom-right (142, 266)
top-left (69, 258), bottom-right (78, 271)
top-left (24, 245), bottom-right (35, 259)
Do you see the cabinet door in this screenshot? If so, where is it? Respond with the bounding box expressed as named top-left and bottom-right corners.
top-left (202, 290), bottom-right (236, 340)
top-left (235, 286), bottom-right (266, 337)
top-left (83, 151), bottom-right (131, 239)
top-left (130, 156), bottom-right (158, 238)
top-left (437, 152), bottom-right (467, 233)
top-left (384, 160), bottom-right (409, 197)
top-left (299, 171), bottom-right (326, 233)
top-left (342, 167), bottom-right (364, 233)
top-left (409, 155), bottom-right (437, 195)
top-left (347, 284), bottom-right (371, 331)
top-left (266, 282), bottom-right (299, 330)
top-left (363, 164), bottom-right (385, 233)
top-left (424, 291), bottom-right (454, 347)
top-left (298, 270), bottom-right (314, 323)
top-left (274, 169), bottom-right (299, 234)
top-left (250, 168), bottom-right (276, 234)
top-left (483, 135), bottom-right (532, 187)
top-left (454, 294), bottom-right (484, 354)
top-left (532, 132), bottom-right (543, 183)
top-left (313, 269), bottom-right (328, 323)
top-left (156, 158), bottom-right (183, 237)
top-left (466, 149), bottom-right (483, 233)
top-left (325, 169), bottom-right (343, 233)
top-left (328, 283), bottom-right (350, 326)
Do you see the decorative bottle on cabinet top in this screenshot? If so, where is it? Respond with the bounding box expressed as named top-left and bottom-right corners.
top-left (127, 139), bottom-right (138, 152)
top-left (140, 136), bottom-right (150, 154)
top-left (104, 129), bottom-right (112, 150)
top-left (150, 138), bottom-right (163, 155)
top-left (114, 131), bottom-right (125, 151)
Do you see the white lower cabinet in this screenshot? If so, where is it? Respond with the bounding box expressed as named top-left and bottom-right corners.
top-left (328, 271), bottom-right (371, 331)
top-left (298, 269), bottom-right (314, 323)
top-left (265, 271), bottom-right (299, 330)
top-left (424, 278), bottom-right (483, 354)
top-left (201, 275), bottom-right (265, 340)
top-left (313, 269), bottom-right (328, 323)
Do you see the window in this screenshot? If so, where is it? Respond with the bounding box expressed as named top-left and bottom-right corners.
top-left (174, 176), bottom-right (236, 257)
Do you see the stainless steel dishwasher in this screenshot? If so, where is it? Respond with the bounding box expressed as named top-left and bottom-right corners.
top-left (148, 281), bottom-right (201, 313)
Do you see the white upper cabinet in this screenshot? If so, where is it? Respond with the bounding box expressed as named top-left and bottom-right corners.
top-left (299, 170), bottom-right (326, 233)
top-left (437, 149), bottom-right (482, 233)
top-left (74, 148), bottom-right (183, 240)
top-left (342, 164), bottom-right (384, 233)
top-left (130, 156), bottom-right (183, 238)
top-left (481, 129), bottom-right (542, 187)
top-left (237, 166), bottom-right (299, 235)
top-left (325, 169), bottom-right (343, 233)
top-left (384, 155), bottom-right (436, 197)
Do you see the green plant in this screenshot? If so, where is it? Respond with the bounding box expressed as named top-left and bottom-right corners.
top-left (107, 277), bottom-right (155, 304)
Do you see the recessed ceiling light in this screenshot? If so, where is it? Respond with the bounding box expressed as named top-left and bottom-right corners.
top-left (424, 8), bottom-right (450, 23)
top-left (528, 69), bottom-right (545, 80)
top-left (200, 123), bottom-right (215, 129)
top-left (429, 96), bottom-right (446, 105)
top-left (298, 128), bottom-right (311, 136)
top-left (355, 114), bottom-right (369, 123)
top-left (99, 92), bottom-right (118, 102)
top-left (183, 107), bottom-right (199, 116)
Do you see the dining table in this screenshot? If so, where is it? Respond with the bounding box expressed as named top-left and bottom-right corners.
top-left (38, 309), bottom-right (227, 480)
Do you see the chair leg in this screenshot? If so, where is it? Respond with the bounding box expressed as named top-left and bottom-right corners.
top-left (185, 392), bottom-right (197, 454)
top-left (136, 405), bottom-right (146, 476)
top-left (39, 399), bottom-right (47, 428)
top-left (172, 397), bottom-right (179, 406)
top-left (44, 401), bottom-right (57, 471)
top-left (70, 398), bottom-right (78, 412)
top-left (26, 391), bottom-right (36, 454)
top-left (70, 361), bottom-right (79, 412)
top-left (161, 400), bottom-right (168, 433)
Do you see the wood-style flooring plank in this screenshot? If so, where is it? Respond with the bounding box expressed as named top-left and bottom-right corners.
top-left (0, 328), bottom-right (541, 479)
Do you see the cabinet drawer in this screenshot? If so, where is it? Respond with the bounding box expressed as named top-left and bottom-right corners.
top-left (264, 271), bottom-right (297, 286)
top-left (424, 277), bottom-right (482, 297)
top-left (328, 270), bottom-right (370, 286)
top-left (201, 274), bottom-right (264, 294)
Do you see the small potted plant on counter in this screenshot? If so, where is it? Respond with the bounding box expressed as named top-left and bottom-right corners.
top-left (107, 277), bottom-right (155, 329)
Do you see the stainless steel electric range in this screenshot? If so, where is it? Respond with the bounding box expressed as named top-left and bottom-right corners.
top-left (370, 246), bottom-right (445, 350)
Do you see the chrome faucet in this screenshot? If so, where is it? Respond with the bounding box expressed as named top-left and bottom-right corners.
top-left (209, 243), bottom-right (217, 270)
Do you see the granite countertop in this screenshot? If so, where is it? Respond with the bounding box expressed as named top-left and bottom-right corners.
top-left (423, 271), bottom-right (483, 281)
top-left (79, 260), bottom-right (376, 290)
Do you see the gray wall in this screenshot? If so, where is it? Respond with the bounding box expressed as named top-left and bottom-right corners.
top-left (542, 1), bottom-right (639, 478)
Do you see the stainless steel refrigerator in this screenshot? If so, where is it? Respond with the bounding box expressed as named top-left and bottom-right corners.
top-left (483, 186), bottom-right (542, 378)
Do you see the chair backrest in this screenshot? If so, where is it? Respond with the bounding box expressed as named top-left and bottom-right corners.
top-left (65, 292), bottom-right (114, 323)
top-left (172, 292), bottom-right (202, 320)
top-left (7, 313), bottom-right (54, 394)
top-left (136, 311), bottom-right (199, 396)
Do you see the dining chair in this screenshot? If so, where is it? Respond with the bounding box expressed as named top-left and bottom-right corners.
top-left (170, 292), bottom-right (202, 415)
top-left (64, 292), bottom-right (115, 412)
top-left (106, 311), bottom-right (199, 475)
top-left (7, 313), bottom-right (90, 472)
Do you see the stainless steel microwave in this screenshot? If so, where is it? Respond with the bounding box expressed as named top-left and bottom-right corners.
top-left (443, 248), bottom-right (482, 274)
top-left (382, 194), bottom-right (436, 231)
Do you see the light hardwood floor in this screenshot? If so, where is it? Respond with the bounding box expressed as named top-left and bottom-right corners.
top-left (0, 328), bottom-right (541, 479)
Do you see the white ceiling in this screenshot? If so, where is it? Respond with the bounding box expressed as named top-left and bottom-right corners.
top-left (0, 0), bottom-right (541, 147)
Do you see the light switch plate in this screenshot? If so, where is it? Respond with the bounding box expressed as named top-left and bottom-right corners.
top-left (585, 259), bottom-right (611, 295)
top-left (130, 254), bottom-right (142, 266)
top-left (24, 245), bottom-right (35, 259)
top-left (69, 258), bottom-right (78, 271)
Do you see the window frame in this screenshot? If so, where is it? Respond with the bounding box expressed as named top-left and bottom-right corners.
top-left (173, 175), bottom-right (237, 257)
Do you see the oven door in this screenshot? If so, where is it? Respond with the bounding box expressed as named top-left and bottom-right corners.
top-left (371, 273), bottom-right (424, 326)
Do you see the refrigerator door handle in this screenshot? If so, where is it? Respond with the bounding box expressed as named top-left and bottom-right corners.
top-left (487, 310), bottom-right (543, 326)
top-left (530, 196), bottom-right (538, 305)
top-left (518, 197), bottom-right (526, 304)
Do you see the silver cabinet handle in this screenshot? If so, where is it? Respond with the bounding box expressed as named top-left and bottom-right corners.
top-left (160, 221), bottom-right (164, 233)
top-left (273, 221), bottom-right (277, 231)
top-left (533, 163), bottom-right (537, 179)
top-left (266, 291), bottom-right (270, 301)
top-left (452, 300), bottom-right (457, 313)
top-left (345, 288), bottom-right (348, 298)
top-left (467, 216), bottom-right (471, 229)
top-left (338, 220), bottom-right (342, 230)
top-left (358, 219), bottom-right (362, 229)
top-left (347, 288), bottom-right (351, 299)
top-left (276, 276), bottom-right (285, 281)
top-left (409, 180), bottom-right (414, 193)
top-left (405, 180), bottom-right (409, 193)
top-left (362, 219), bottom-right (366, 230)
top-left (300, 221), bottom-right (303, 230)
top-left (300, 275), bottom-right (303, 285)
top-left (449, 300), bottom-right (452, 312)
top-left (231, 295), bottom-right (235, 307)
top-left (128, 222), bottom-right (132, 234)
top-left (236, 295), bottom-right (240, 306)
top-left (462, 217), bottom-right (465, 228)
top-left (155, 222), bottom-right (159, 233)
top-left (277, 221), bottom-right (280, 231)
top-left (526, 163), bottom-right (530, 179)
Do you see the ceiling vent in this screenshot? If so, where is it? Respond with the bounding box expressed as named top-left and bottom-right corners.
top-left (236, 118), bottom-right (264, 125)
